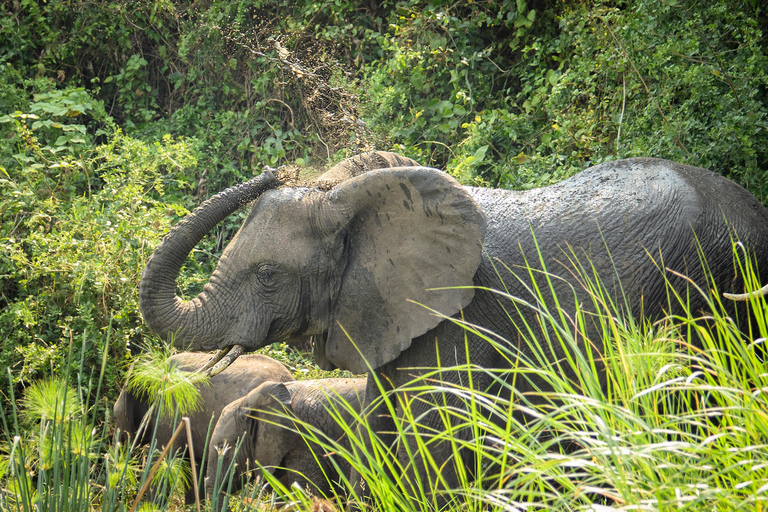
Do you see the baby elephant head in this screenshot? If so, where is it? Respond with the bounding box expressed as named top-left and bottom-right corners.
top-left (206, 378), bottom-right (365, 500)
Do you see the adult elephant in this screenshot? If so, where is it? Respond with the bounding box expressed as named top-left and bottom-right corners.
top-left (138, 152), bottom-right (768, 499)
top-left (114, 352), bottom-right (294, 504)
top-left (206, 378), bottom-right (366, 505)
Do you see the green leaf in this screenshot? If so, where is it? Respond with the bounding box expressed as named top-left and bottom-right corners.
top-left (474, 145), bottom-right (489, 162)
top-left (546, 69), bottom-right (559, 87)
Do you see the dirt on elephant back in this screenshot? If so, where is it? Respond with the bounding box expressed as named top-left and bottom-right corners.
top-left (272, 150), bottom-right (419, 191)
top-left (271, 164), bottom-right (346, 191)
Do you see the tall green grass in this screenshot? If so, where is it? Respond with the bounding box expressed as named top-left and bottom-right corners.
top-left (0, 334), bottom-right (200, 512)
top-left (2, 249), bottom-right (767, 511)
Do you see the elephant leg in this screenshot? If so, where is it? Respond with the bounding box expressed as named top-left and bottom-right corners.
top-left (394, 391), bottom-right (474, 505)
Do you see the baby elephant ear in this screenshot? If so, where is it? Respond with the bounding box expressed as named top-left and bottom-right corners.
top-left (243, 382), bottom-right (295, 474)
top-left (323, 166), bottom-right (487, 374)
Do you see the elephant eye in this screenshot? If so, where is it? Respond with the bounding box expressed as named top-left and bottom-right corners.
top-left (256, 264), bottom-right (278, 288)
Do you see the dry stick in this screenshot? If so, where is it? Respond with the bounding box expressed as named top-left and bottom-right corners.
top-left (128, 417), bottom-right (202, 512)
top-left (602, 19), bottom-right (690, 158)
top-left (185, 417), bottom-right (202, 512)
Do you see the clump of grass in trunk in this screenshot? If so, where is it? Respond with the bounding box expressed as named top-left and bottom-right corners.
top-left (126, 345), bottom-right (209, 420)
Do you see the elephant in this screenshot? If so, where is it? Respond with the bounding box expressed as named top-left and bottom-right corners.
top-left (206, 377), bottom-right (366, 504)
top-left (114, 352), bottom-right (294, 503)
top-left (137, 151), bottom-right (768, 499)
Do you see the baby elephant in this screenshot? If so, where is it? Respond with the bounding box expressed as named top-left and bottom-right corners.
top-left (206, 378), bottom-right (366, 501)
top-left (113, 352), bottom-right (295, 503)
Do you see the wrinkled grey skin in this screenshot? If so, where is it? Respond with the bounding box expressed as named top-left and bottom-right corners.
top-left (114, 352), bottom-right (294, 503)
top-left (206, 378), bottom-right (365, 501)
top-left (139, 152), bottom-right (768, 497)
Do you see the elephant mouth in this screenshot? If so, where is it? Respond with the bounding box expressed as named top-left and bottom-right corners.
top-left (202, 310), bottom-right (278, 376)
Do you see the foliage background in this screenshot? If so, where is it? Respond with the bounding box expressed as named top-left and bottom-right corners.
top-left (1, 0), bottom-right (767, 408)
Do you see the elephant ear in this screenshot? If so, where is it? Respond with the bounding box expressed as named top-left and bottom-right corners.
top-left (242, 381), bottom-right (296, 474)
top-left (322, 166), bottom-right (487, 374)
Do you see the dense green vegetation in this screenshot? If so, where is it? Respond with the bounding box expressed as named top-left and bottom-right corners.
top-left (1, 0), bottom-right (767, 510)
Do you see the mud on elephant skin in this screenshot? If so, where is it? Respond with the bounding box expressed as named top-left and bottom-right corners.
top-left (206, 378), bottom-right (366, 500)
top-left (113, 352), bottom-right (294, 503)
top-left (138, 151), bottom-right (768, 497)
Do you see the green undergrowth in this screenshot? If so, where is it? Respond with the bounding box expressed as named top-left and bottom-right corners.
top-left (0, 94), bottom-right (203, 405)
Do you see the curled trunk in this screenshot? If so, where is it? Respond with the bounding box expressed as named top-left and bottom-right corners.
top-left (139, 170), bottom-right (282, 348)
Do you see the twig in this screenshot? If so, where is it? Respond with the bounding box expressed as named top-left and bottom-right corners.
top-left (617, 72), bottom-right (626, 152)
top-left (186, 418), bottom-right (202, 512)
top-left (264, 98), bottom-right (296, 129)
top-left (316, 133), bottom-right (330, 159)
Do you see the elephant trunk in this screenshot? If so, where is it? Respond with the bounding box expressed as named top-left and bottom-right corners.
top-left (139, 170), bottom-right (282, 348)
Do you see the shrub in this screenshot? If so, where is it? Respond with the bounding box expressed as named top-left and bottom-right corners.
top-left (358, 1), bottom-right (768, 198)
top-left (0, 86), bottom-right (206, 401)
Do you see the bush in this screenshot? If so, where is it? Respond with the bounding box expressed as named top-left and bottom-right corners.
top-left (0, 84), bottom-right (205, 401)
top-left (358, 1), bottom-right (768, 197)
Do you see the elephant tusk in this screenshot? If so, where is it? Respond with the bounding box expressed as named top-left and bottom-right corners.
top-left (723, 282), bottom-right (768, 301)
top-left (197, 346), bottom-right (233, 374)
top-left (204, 345), bottom-right (246, 377)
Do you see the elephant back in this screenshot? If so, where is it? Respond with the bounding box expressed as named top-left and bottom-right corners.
top-left (467, 157), bottom-right (768, 335)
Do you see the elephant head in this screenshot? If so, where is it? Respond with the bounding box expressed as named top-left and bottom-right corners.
top-left (207, 381), bottom-right (295, 490)
top-left (206, 378), bottom-right (366, 499)
top-left (139, 152), bottom-right (487, 374)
